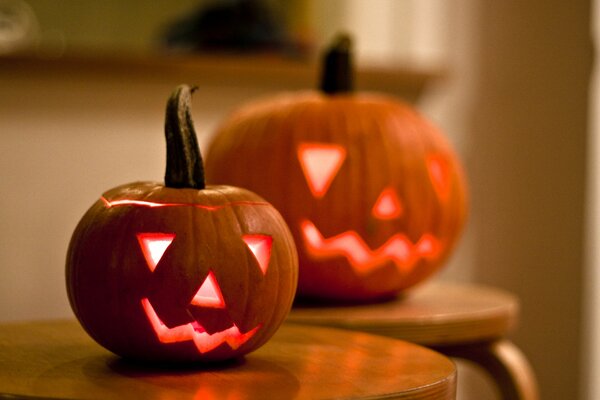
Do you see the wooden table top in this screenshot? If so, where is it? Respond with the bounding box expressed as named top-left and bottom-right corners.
top-left (0, 320), bottom-right (456, 400)
top-left (288, 282), bottom-right (519, 346)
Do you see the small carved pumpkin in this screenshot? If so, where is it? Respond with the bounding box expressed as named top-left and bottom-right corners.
top-left (206, 36), bottom-right (468, 302)
top-left (66, 85), bottom-right (298, 362)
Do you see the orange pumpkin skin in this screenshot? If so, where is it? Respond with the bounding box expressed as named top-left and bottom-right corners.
top-left (206, 92), bottom-right (467, 302)
top-left (67, 183), bottom-right (297, 362)
top-left (66, 85), bottom-right (298, 362)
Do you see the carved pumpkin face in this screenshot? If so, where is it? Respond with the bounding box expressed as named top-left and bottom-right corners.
top-left (296, 140), bottom-right (449, 275)
top-left (67, 183), bottom-right (297, 362)
top-left (206, 93), bottom-right (467, 302)
top-left (66, 85), bottom-right (298, 362)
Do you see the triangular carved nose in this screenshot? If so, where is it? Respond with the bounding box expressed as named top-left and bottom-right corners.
top-left (191, 271), bottom-right (225, 309)
top-left (372, 187), bottom-right (403, 220)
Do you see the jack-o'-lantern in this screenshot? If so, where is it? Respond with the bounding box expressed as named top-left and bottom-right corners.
top-left (206, 36), bottom-right (467, 302)
top-left (66, 85), bottom-right (298, 362)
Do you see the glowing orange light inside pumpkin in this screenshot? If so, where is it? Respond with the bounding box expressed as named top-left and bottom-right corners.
top-left (415, 234), bottom-right (440, 257)
top-left (101, 197), bottom-right (267, 210)
top-left (297, 143), bottom-right (346, 198)
top-left (191, 271), bottom-right (225, 308)
top-left (300, 220), bottom-right (441, 275)
top-left (242, 234), bottom-right (273, 275)
top-left (141, 298), bottom-right (259, 353)
top-left (372, 187), bottom-right (403, 220)
top-left (427, 154), bottom-right (451, 202)
top-left (137, 233), bottom-right (176, 272)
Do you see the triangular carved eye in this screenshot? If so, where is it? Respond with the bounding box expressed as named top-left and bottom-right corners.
top-left (137, 233), bottom-right (176, 272)
top-left (243, 234), bottom-right (273, 275)
top-left (427, 154), bottom-right (451, 202)
top-left (297, 142), bottom-right (346, 198)
top-left (191, 271), bottom-right (225, 308)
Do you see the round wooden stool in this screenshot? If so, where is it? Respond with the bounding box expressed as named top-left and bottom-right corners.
top-left (288, 282), bottom-right (539, 400)
top-left (0, 319), bottom-right (456, 399)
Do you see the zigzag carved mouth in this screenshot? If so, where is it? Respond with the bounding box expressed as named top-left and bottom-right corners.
top-left (300, 220), bottom-right (441, 275)
top-left (141, 298), bottom-right (259, 354)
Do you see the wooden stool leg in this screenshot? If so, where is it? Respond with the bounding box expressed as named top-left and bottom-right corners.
top-left (437, 339), bottom-right (539, 400)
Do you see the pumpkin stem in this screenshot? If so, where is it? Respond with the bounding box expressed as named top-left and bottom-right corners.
top-left (320, 33), bottom-right (354, 94)
top-left (164, 84), bottom-right (205, 189)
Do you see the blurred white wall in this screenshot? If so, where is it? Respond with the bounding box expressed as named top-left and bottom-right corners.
top-left (583, 1), bottom-right (600, 399)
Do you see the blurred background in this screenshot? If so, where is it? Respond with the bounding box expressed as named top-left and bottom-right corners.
top-left (0, 0), bottom-right (595, 399)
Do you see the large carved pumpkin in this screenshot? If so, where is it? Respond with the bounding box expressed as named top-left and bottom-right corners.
top-left (206, 36), bottom-right (467, 302)
top-left (66, 85), bottom-right (298, 362)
